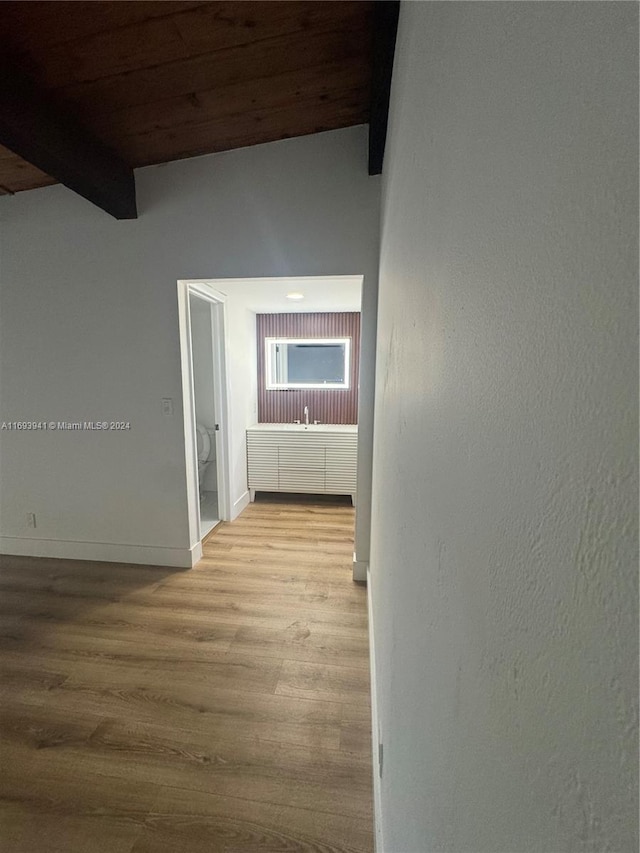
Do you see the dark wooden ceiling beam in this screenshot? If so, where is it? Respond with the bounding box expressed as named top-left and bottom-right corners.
top-left (368, 0), bottom-right (400, 176)
top-left (0, 63), bottom-right (137, 218)
top-left (0, 3), bottom-right (374, 196)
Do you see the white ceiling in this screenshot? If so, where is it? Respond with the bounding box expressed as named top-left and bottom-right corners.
top-left (213, 276), bottom-right (362, 313)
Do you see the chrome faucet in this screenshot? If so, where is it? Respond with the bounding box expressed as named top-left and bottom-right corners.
top-left (303, 405), bottom-right (309, 426)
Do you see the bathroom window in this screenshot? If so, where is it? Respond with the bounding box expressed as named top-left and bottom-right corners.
top-left (265, 337), bottom-right (351, 390)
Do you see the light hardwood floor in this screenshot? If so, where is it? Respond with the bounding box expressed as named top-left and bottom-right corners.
top-left (0, 498), bottom-right (373, 853)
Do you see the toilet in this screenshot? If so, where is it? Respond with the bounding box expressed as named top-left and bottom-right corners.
top-left (196, 423), bottom-right (216, 499)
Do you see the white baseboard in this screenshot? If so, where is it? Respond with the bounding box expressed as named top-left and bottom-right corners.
top-left (190, 540), bottom-right (203, 566)
top-left (231, 490), bottom-right (251, 520)
top-left (353, 552), bottom-right (368, 582)
top-left (0, 536), bottom-right (200, 569)
top-left (367, 566), bottom-right (384, 852)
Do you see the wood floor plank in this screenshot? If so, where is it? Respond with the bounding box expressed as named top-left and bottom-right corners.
top-left (2, 605), bottom-right (240, 657)
top-left (0, 588), bottom-right (89, 619)
top-left (340, 719), bottom-right (373, 756)
top-left (0, 659), bottom-right (69, 691)
top-left (0, 809), bottom-right (143, 853)
top-left (230, 624), bottom-right (370, 669)
top-left (83, 717), bottom-right (373, 819)
top-left (276, 659), bottom-right (371, 706)
top-left (0, 765), bottom-right (159, 853)
top-left (141, 583), bottom-right (363, 615)
top-left (0, 499), bottom-right (372, 851)
top-left (1, 647), bottom-right (284, 696)
top-left (118, 592), bottom-right (368, 637)
top-left (0, 745), bottom-right (162, 816)
top-left (4, 674), bottom-right (347, 752)
top-left (0, 554), bottom-right (173, 581)
top-left (0, 699), bottom-right (101, 750)
top-left (341, 701), bottom-right (372, 723)
top-left (131, 785), bottom-right (373, 853)
top-left (1, 720), bottom-right (372, 823)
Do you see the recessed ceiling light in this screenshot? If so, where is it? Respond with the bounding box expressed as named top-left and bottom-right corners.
top-left (286, 292), bottom-right (304, 300)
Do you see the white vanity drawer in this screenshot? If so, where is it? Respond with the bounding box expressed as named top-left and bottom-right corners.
top-left (278, 445), bottom-right (325, 469)
top-left (278, 468), bottom-right (326, 492)
top-left (326, 473), bottom-right (357, 493)
top-left (248, 471), bottom-right (279, 490)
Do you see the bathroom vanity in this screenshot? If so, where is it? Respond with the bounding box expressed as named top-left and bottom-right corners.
top-left (246, 423), bottom-right (357, 504)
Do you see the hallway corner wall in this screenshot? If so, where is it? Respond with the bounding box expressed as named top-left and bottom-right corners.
top-left (370, 3), bottom-right (638, 851)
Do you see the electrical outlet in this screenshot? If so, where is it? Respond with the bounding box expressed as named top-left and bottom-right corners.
top-left (378, 741), bottom-right (384, 778)
top-left (161, 398), bottom-right (173, 416)
top-left (27, 513), bottom-right (36, 529)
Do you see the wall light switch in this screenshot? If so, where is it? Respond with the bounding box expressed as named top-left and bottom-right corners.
top-left (162, 398), bottom-right (174, 416)
top-left (27, 513), bottom-right (36, 528)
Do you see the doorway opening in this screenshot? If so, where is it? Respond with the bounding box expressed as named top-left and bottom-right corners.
top-left (178, 282), bottom-right (231, 549)
top-left (178, 275), bottom-right (369, 577)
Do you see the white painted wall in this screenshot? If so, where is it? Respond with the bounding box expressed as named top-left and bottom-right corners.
top-left (0, 126), bottom-right (380, 564)
top-left (370, 3), bottom-right (638, 851)
top-left (223, 296), bottom-right (257, 513)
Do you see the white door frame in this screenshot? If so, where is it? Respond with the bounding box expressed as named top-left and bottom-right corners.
top-left (177, 280), bottom-right (232, 551)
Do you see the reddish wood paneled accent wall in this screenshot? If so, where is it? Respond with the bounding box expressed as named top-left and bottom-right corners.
top-left (257, 313), bottom-right (360, 424)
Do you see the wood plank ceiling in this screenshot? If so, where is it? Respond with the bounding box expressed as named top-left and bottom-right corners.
top-left (0, 1), bottom-right (375, 197)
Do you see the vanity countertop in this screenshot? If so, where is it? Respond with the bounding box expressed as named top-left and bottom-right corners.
top-left (247, 423), bottom-right (357, 433)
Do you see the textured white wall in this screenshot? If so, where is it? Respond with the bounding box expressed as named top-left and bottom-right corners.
top-left (371, 3), bottom-right (638, 851)
top-left (222, 295), bottom-right (258, 510)
top-left (0, 126), bottom-right (379, 559)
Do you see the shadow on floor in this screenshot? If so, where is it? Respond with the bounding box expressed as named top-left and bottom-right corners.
top-left (253, 492), bottom-right (353, 506)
